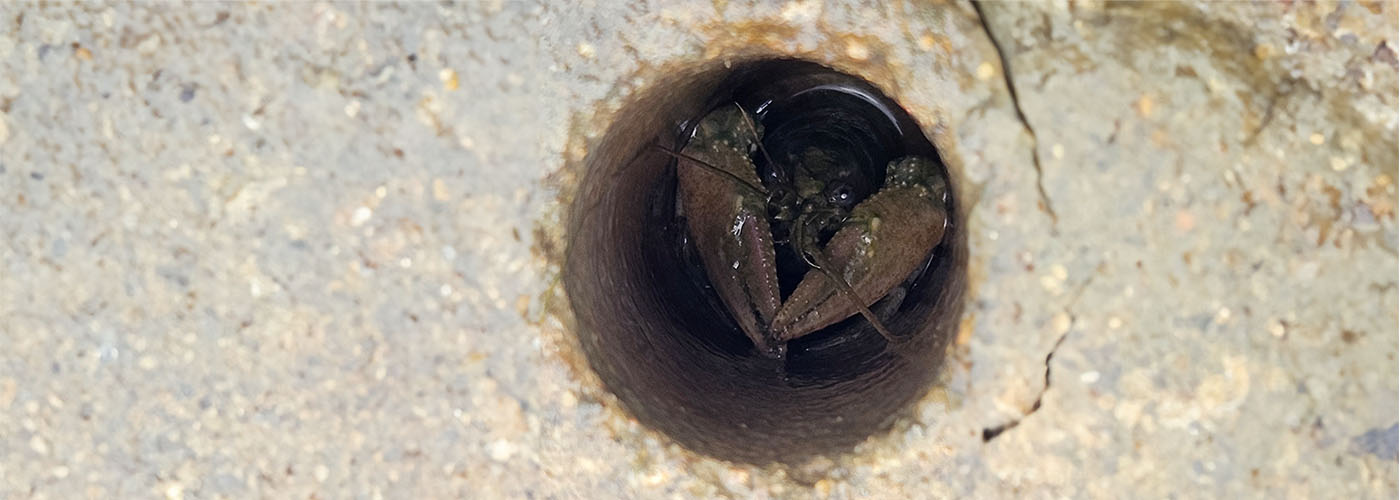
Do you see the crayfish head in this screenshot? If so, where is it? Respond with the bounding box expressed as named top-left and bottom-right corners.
top-left (767, 186), bottom-right (801, 222)
top-left (693, 106), bottom-right (763, 154)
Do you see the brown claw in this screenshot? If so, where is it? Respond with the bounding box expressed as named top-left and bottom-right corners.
top-left (676, 108), bottom-right (785, 357)
top-left (771, 158), bottom-right (948, 343)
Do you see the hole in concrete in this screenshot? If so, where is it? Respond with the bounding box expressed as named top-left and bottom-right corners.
top-left (564, 59), bottom-right (967, 463)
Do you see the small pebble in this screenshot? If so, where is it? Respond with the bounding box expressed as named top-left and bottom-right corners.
top-left (1175, 211), bottom-right (1195, 232)
top-left (1330, 156), bottom-right (1349, 171)
top-left (1214, 307), bottom-right (1231, 324)
top-left (351, 206), bottom-right (372, 226)
top-left (845, 39), bottom-right (870, 61)
top-left (489, 439), bottom-right (516, 461)
top-left (432, 179), bottom-right (450, 201)
top-left (30, 435), bottom-right (49, 455)
top-left (918, 34), bottom-right (936, 51)
top-left (1136, 95), bottom-right (1154, 117)
top-left (976, 62), bottom-right (996, 81)
top-left (439, 68), bottom-right (459, 91)
top-left (1253, 43), bottom-right (1275, 59)
top-left (780, 0), bottom-right (820, 21)
top-left (137, 33), bottom-right (162, 54)
top-left (1051, 312), bottom-right (1072, 335)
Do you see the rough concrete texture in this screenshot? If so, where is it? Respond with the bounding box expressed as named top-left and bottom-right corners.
top-left (0, 1), bottom-right (1394, 499)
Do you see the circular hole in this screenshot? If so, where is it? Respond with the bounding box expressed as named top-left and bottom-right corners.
top-left (564, 58), bottom-right (967, 463)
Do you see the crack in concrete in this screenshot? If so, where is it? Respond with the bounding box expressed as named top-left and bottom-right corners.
top-left (970, 0), bottom-right (1059, 232)
top-left (981, 326), bottom-right (1070, 442)
top-left (982, 269), bottom-right (1099, 442)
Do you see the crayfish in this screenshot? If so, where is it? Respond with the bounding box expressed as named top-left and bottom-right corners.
top-left (657, 104), bottom-right (949, 360)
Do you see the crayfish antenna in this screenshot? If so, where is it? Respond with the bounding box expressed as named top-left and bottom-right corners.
top-left (730, 102), bottom-right (788, 186)
top-left (652, 144), bottom-right (768, 197)
top-left (801, 247), bottom-right (901, 345)
top-left (786, 210), bottom-right (901, 345)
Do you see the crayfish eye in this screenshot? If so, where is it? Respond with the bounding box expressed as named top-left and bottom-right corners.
top-left (825, 182), bottom-right (856, 208)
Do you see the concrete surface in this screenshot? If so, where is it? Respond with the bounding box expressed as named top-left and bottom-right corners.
top-left (0, 1), bottom-right (1394, 499)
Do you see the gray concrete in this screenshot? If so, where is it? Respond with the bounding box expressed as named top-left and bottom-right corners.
top-left (0, 1), bottom-right (1394, 498)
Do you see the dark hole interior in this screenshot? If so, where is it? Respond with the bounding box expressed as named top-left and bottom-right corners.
top-left (565, 58), bottom-right (967, 463)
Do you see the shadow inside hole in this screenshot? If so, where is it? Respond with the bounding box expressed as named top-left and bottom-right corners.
top-left (565, 58), bottom-right (967, 463)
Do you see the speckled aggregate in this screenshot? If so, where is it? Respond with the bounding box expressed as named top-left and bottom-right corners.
top-left (0, 1), bottom-right (1394, 499)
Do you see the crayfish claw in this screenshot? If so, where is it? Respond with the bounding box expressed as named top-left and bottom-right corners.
top-left (771, 157), bottom-right (949, 343)
top-left (676, 107), bottom-right (785, 355)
